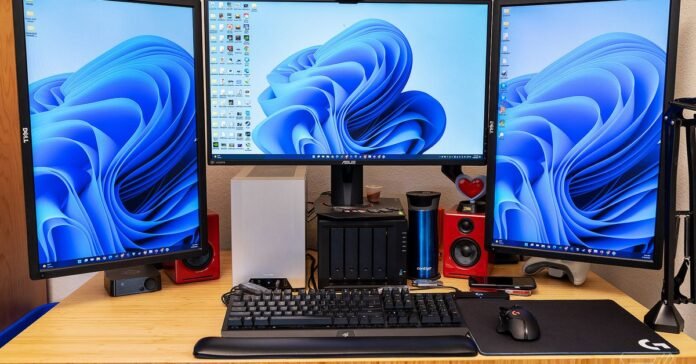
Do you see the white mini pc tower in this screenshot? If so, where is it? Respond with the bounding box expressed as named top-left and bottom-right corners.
top-left (230, 166), bottom-right (306, 288)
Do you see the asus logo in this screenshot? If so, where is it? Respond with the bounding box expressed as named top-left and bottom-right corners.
top-left (22, 127), bottom-right (29, 144)
top-left (341, 161), bottom-right (356, 165)
top-left (417, 267), bottom-right (432, 271)
top-left (488, 120), bottom-right (496, 135)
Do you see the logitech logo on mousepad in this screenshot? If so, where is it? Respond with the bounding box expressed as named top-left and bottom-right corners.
top-left (457, 299), bottom-right (679, 356)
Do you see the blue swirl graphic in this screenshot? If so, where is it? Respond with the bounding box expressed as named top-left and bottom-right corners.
top-left (253, 19), bottom-right (446, 155)
top-left (30, 36), bottom-right (200, 264)
top-left (494, 33), bottom-right (665, 255)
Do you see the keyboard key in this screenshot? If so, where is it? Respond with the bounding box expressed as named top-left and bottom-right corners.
top-left (228, 317), bottom-right (242, 327)
top-left (421, 315), bottom-right (441, 324)
top-left (254, 317), bottom-right (269, 327)
top-left (229, 312), bottom-right (251, 317)
top-left (270, 316), bottom-right (332, 327)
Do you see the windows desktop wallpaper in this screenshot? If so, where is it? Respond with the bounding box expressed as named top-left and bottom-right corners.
top-left (492, 0), bottom-right (672, 262)
top-left (23, 0), bottom-right (201, 268)
top-left (207, 2), bottom-right (489, 160)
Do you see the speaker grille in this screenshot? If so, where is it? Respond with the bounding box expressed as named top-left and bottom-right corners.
top-left (450, 238), bottom-right (480, 268)
top-left (458, 218), bottom-right (474, 234)
top-left (183, 241), bottom-right (213, 270)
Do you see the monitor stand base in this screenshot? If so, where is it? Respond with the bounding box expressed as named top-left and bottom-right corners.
top-left (523, 257), bottom-right (590, 286)
top-left (104, 265), bottom-right (162, 297)
top-left (645, 300), bottom-right (685, 334)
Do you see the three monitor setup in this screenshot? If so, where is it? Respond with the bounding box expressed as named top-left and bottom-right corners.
top-left (12, 0), bottom-right (686, 356)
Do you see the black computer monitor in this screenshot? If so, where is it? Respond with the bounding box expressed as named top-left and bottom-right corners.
top-left (13, 0), bottom-right (208, 279)
top-left (486, 0), bottom-right (680, 269)
top-left (205, 0), bottom-right (491, 205)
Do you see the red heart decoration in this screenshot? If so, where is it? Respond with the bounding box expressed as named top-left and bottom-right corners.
top-left (456, 175), bottom-right (486, 201)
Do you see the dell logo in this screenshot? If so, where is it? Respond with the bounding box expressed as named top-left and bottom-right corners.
top-left (22, 127), bottom-right (30, 144)
top-left (488, 120), bottom-right (496, 135)
top-left (638, 339), bottom-right (671, 351)
top-left (341, 160), bottom-right (356, 165)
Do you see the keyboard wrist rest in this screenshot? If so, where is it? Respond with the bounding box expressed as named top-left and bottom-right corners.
top-left (193, 335), bottom-right (478, 359)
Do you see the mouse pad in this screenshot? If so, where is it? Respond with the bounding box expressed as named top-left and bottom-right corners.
top-left (457, 299), bottom-right (679, 356)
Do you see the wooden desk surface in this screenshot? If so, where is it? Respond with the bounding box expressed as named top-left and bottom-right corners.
top-left (1, 251), bottom-right (694, 363)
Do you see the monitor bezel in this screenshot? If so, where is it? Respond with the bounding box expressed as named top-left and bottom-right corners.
top-left (204, 0), bottom-right (491, 166)
top-left (485, 0), bottom-right (681, 270)
top-left (13, 0), bottom-right (209, 280)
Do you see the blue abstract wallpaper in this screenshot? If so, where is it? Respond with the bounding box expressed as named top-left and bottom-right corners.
top-left (28, 36), bottom-right (201, 265)
top-left (494, 33), bottom-right (666, 256)
top-left (252, 19), bottom-right (446, 155)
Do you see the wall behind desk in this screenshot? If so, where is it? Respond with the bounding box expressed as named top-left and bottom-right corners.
top-left (0, 0), bottom-right (48, 330)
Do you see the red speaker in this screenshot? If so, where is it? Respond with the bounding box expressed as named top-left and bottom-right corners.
top-left (164, 211), bottom-right (220, 284)
top-left (441, 207), bottom-right (491, 278)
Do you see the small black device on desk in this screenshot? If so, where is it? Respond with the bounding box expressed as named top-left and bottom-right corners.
top-left (315, 195), bottom-right (408, 288)
top-left (194, 287), bottom-right (479, 359)
top-left (469, 276), bottom-right (536, 296)
top-left (469, 276), bottom-right (537, 290)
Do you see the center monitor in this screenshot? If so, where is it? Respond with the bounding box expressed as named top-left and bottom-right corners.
top-left (206, 0), bottom-right (490, 166)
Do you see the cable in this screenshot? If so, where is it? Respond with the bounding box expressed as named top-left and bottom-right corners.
top-left (221, 285), bottom-right (243, 306)
top-left (305, 253), bottom-right (318, 290)
top-left (409, 285), bottom-right (463, 294)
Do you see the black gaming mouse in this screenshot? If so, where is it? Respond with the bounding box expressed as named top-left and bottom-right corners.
top-left (496, 305), bottom-right (540, 341)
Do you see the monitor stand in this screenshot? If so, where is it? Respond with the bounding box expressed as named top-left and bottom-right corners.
top-left (523, 257), bottom-right (590, 286)
top-left (331, 165), bottom-right (364, 207)
top-left (103, 265), bottom-right (162, 297)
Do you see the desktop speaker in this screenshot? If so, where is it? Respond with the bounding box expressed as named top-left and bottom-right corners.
top-left (164, 211), bottom-right (221, 284)
top-left (441, 207), bottom-right (491, 278)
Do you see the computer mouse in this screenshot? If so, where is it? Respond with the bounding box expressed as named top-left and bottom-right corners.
top-left (496, 305), bottom-right (540, 341)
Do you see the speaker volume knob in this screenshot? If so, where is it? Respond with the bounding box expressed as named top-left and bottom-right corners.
top-left (144, 278), bottom-right (158, 291)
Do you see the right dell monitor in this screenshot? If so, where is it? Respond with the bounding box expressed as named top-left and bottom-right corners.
top-left (488, 0), bottom-right (680, 268)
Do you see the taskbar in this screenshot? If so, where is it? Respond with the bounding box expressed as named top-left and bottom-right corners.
top-left (492, 239), bottom-right (654, 262)
top-left (209, 153), bottom-right (484, 162)
top-left (39, 244), bottom-right (200, 271)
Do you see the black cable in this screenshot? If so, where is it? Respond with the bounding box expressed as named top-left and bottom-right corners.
top-left (305, 253), bottom-right (318, 290)
top-left (305, 201), bottom-right (315, 216)
top-left (221, 285), bottom-right (243, 306)
top-left (409, 285), bottom-right (463, 294)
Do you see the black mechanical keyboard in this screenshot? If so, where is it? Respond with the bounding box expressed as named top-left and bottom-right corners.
top-left (221, 287), bottom-right (467, 337)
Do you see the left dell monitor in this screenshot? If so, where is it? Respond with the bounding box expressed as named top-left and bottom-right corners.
top-left (13, 0), bottom-right (207, 294)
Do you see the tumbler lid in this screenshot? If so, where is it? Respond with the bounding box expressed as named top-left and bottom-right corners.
top-left (406, 191), bottom-right (441, 209)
